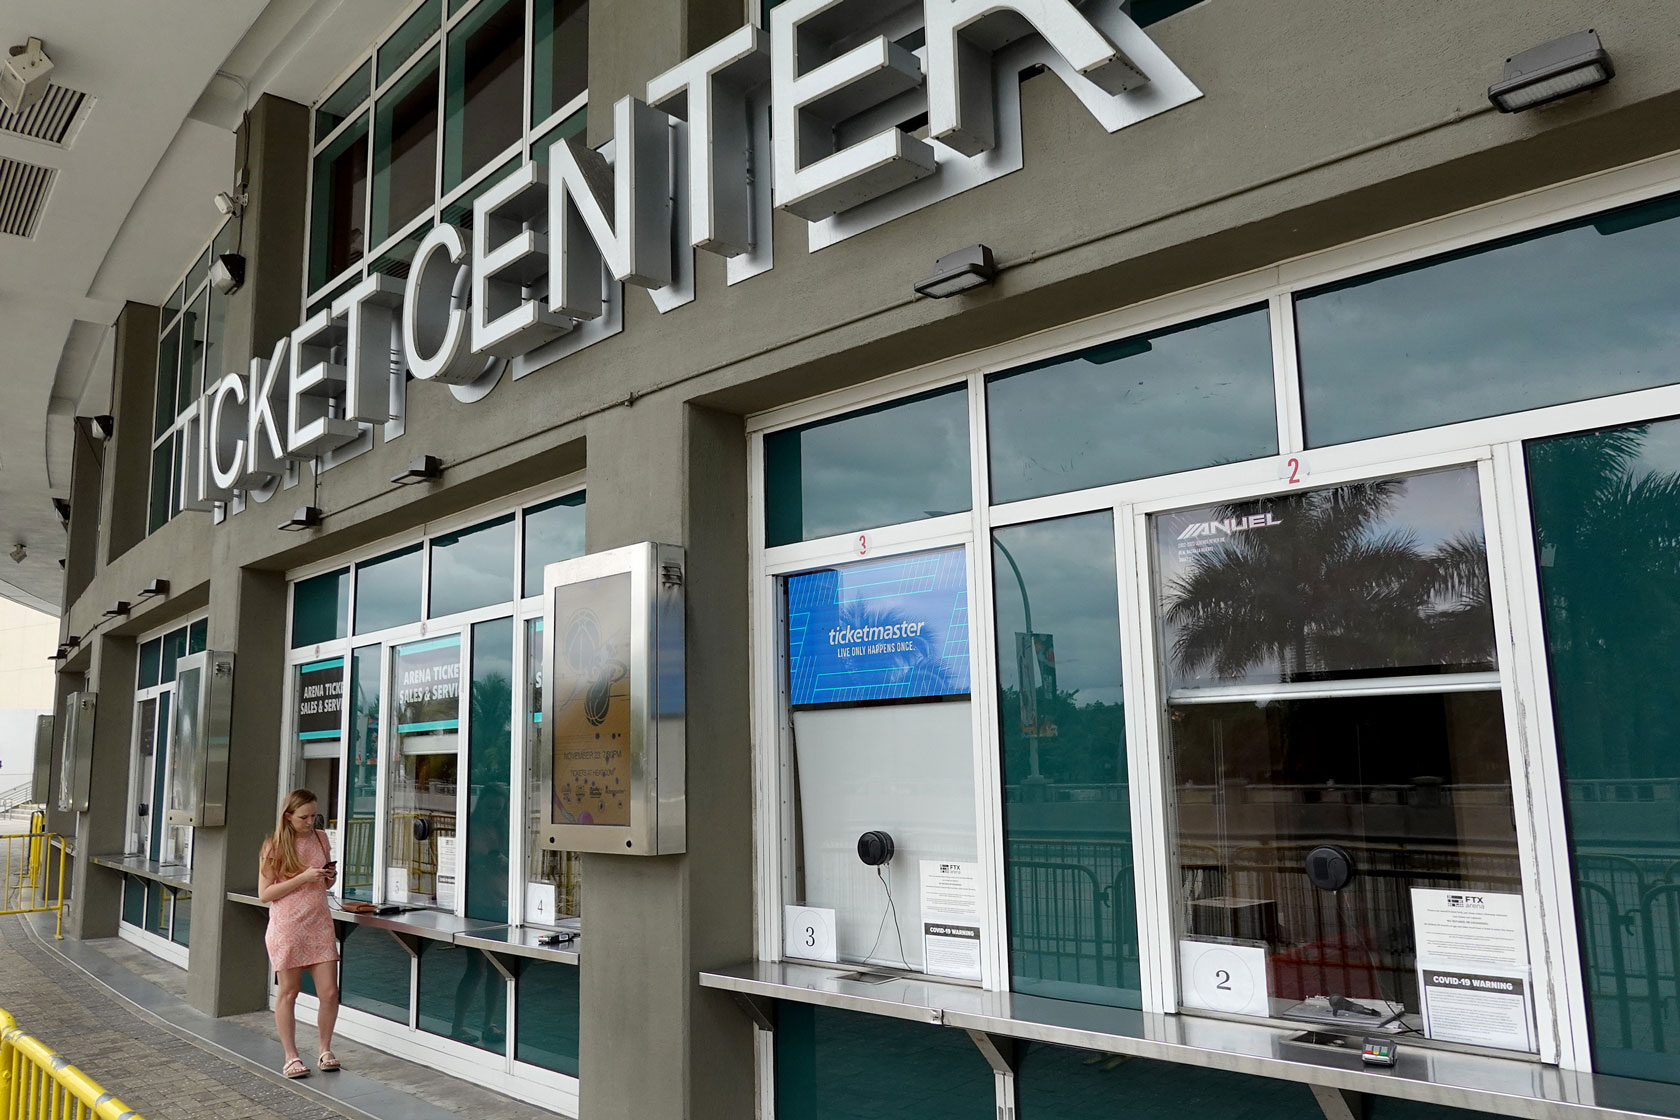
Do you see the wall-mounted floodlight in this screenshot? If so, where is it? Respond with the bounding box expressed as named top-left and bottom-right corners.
top-left (139, 579), bottom-right (170, 598)
top-left (92, 415), bottom-right (114, 440)
top-left (209, 253), bottom-right (246, 296)
top-left (913, 245), bottom-right (998, 299)
top-left (102, 601), bottom-right (130, 618)
top-left (277, 506), bottom-right (322, 532)
top-left (1489, 30), bottom-right (1614, 113)
top-left (391, 454), bottom-right (443, 486)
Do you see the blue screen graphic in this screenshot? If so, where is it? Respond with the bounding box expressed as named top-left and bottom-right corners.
top-left (786, 547), bottom-right (970, 706)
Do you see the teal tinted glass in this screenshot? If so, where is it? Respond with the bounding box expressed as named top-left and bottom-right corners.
top-left (368, 220), bottom-right (431, 281)
top-left (438, 156), bottom-right (518, 230)
top-left (764, 384), bottom-right (971, 547)
top-left (1529, 419), bottom-right (1680, 1083)
top-left (138, 638), bottom-right (162, 689)
top-left (160, 626), bottom-right (188, 684)
top-left (154, 321), bottom-right (181, 437)
top-left (531, 0), bottom-right (587, 125)
top-left (1298, 193), bottom-right (1680, 448)
top-left (466, 617), bottom-right (513, 923)
top-left (355, 545), bottom-right (423, 634)
top-left (316, 59), bottom-right (371, 135)
top-left (150, 693), bottom-right (170, 855)
top-left (122, 875), bottom-right (144, 926)
top-left (1130, 0), bottom-right (1201, 25)
top-left (371, 49), bottom-right (440, 247)
top-left (185, 248), bottom-right (211, 305)
top-left (293, 567), bottom-right (351, 648)
top-left (429, 516), bottom-right (514, 617)
top-left (204, 283), bottom-right (227, 386)
top-left (341, 925), bottom-right (411, 1021)
top-left (515, 960), bottom-right (579, 1074)
top-left (143, 881), bottom-right (167, 936)
top-left (530, 109), bottom-right (587, 167)
top-left (170, 892), bottom-right (191, 946)
top-left (309, 114), bottom-right (369, 293)
top-left (993, 512), bottom-right (1138, 1008)
top-left (443, 0), bottom-right (524, 192)
top-left (178, 289), bottom-right (207, 412)
top-left (147, 445), bottom-right (171, 534)
top-left (988, 305), bottom-right (1274, 504)
top-left (344, 645), bottom-right (382, 902)
top-left (522, 492), bottom-right (585, 598)
top-left (187, 619), bottom-right (207, 655)
top-left (418, 942), bottom-right (505, 1052)
top-left (377, 0), bottom-right (441, 86)
top-left (775, 1003), bottom-right (995, 1120)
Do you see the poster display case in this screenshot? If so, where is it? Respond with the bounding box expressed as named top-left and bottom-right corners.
top-left (166, 650), bottom-right (235, 827)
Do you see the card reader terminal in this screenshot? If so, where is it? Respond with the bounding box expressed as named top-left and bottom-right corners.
top-left (1361, 1037), bottom-right (1398, 1067)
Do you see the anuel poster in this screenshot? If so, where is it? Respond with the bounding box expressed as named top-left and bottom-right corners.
top-left (551, 573), bottom-right (632, 826)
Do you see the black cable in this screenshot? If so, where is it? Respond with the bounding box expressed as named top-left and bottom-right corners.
top-left (861, 865), bottom-right (910, 970)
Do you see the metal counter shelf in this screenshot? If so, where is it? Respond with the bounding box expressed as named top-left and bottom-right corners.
top-left (324, 906), bottom-right (506, 943)
top-left (89, 853), bottom-right (193, 893)
top-left (456, 924), bottom-right (580, 966)
top-left (226, 890), bottom-right (267, 908)
top-left (700, 960), bottom-right (1680, 1120)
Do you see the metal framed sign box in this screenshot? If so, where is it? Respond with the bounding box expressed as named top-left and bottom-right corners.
top-left (541, 542), bottom-right (685, 856)
top-left (166, 650), bottom-right (236, 827)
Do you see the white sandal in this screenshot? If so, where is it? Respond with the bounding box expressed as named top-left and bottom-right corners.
top-left (282, 1057), bottom-right (309, 1079)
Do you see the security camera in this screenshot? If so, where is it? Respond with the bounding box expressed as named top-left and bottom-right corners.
top-left (213, 190), bottom-right (247, 217)
top-left (0, 38), bottom-right (52, 117)
top-left (8, 544), bottom-right (25, 564)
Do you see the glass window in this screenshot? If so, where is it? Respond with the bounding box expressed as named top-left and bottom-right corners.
top-left (438, 157), bottom-right (518, 230)
top-left (987, 305), bottom-right (1275, 504)
top-left (354, 544), bottom-right (423, 634)
top-left (371, 48), bottom-right (440, 248)
top-left (530, 109), bottom-right (587, 167)
top-left (515, 960), bottom-right (579, 1074)
top-left (150, 692), bottom-right (171, 857)
top-left (774, 1004), bottom-right (995, 1119)
top-left (443, 0), bottom-right (525, 193)
top-left (309, 114), bottom-right (369, 293)
top-left (378, 0), bottom-right (441, 86)
top-left (160, 626), bottom-right (189, 684)
top-left (531, 0), bottom-right (588, 126)
top-left (170, 892), bottom-right (191, 947)
top-left (344, 644), bottom-right (383, 903)
top-left (1528, 418), bottom-right (1680, 1083)
top-left (187, 619), bottom-right (207, 655)
top-left (341, 925), bottom-right (411, 1022)
top-left (147, 445), bottom-right (171, 534)
top-left (419, 942), bottom-right (505, 1052)
top-left (204, 282), bottom-right (227, 385)
top-left (783, 548), bottom-right (975, 972)
top-left (389, 635), bottom-right (461, 908)
top-left (138, 638), bottom-right (162, 690)
top-left (316, 59), bottom-right (371, 136)
top-left (466, 618), bottom-right (513, 923)
top-left (1297, 192), bottom-right (1680, 448)
top-left (993, 513), bottom-right (1137, 1008)
top-left (522, 492), bottom-right (586, 598)
top-left (185, 248), bottom-right (211, 304)
top-left (293, 567), bottom-right (351, 648)
top-left (524, 617), bottom-right (581, 923)
top-left (296, 657), bottom-right (346, 842)
top-left (764, 384), bottom-right (971, 547)
top-left (429, 515), bottom-right (515, 618)
top-left (154, 321), bottom-right (181, 439)
top-left (134, 697), bottom-right (158, 851)
top-left (122, 875), bottom-right (145, 926)
top-left (1154, 468), bottom-right (1525, 1047)
top-left (179, 291), bottom-right (207, 412)
top-left (163, 279), bottom-right (184, 320)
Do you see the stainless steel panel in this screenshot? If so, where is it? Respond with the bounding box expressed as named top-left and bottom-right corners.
top-left (166, 651), bottom-right (234, 827)
top-left (540, 542), bottom-right (686, 856)
top-left (56, 692), bottom-right (95, 813)
top-left (30, 712), bottom-right (52, 805)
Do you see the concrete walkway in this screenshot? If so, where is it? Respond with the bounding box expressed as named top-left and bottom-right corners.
top-left (0, 912), bottom-right (562, 1120)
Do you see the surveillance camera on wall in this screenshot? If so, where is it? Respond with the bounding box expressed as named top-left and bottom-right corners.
top-left (8, 544), bottom-right (26, 564)
top-left (0, 38), bottom-right (53, 117)
top-left (213, 190), bottom-right (246, 217)
top-left (209, 253), bottom-right (245, 295)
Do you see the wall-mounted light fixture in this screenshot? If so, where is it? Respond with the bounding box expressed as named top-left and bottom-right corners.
top-left (913, 245), bottom-right (998, 299)
top-left (102, 601), bottom-right (130, 618)
top-left (138, 579), bottom-right (170, 599)
top-left (48, 645), bottom-right (69, 661)
top-left (391, 455), bottom-right (444, 486)
top-left (51, 497), bottom-right (70, 526)
top-left (209, 253), bottom-right (246, 296)
top-left (277, 506), bottom-right (323, 532)
top-left (8, 544), bottom-right (24, 564)
top-left (1489, 30), bottom-right (1614, 112)
top-left (92, 415), bottom-right (114, 440)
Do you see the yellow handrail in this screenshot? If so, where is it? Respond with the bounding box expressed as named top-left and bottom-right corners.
top-left (0, 1008), bottom-right (146, 1120)
top-left (0, 833), bottom-right (66, 940)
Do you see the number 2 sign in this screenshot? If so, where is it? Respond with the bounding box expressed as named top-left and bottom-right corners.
top-left (784, 905), bottom-right (838, 963)
top-left (1179, 939), bottom-right (1271, 1016)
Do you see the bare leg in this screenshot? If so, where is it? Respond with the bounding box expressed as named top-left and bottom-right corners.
top-left (274, 967), bottom-right (303, 1064)
top-left (310, 959), bottom-right (341, 1060)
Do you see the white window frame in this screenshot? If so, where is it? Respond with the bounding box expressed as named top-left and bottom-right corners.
top-left (747, 147), bottom-right (1680, 1090)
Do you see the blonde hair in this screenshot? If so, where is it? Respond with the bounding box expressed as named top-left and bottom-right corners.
top-left (261, 788), bottom-right (319, 879)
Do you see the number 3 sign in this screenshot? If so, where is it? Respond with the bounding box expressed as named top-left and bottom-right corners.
top-left (784, 905), bottom-right (838, 963)
top-left (1179, 939), bottom-right (1271, 1016)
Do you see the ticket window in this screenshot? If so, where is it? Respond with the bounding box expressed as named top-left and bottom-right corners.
top-left (389, 635), bottom-right (462, 909)
top-left (782, 546), bottom-right (981, 977)
top-left (1154, 466), bottom-right (1534, 1052)
top-left (523, 617), bottom-right (581, 926)
top-left (294, 657), bottom-right (345, 854)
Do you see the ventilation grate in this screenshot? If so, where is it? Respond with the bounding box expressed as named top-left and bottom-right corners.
top-left (0, 157), bottom-right (55, 238)
top-left (0, 84), bottom-right (88, 145)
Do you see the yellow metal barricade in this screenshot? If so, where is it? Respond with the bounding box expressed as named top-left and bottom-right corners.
top-left (1, 831), bottom-right (66, 940)
top-left (0, 1009), bottom-right (145, 1120)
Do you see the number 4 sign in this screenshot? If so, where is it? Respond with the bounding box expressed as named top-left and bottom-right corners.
top-left (1179, 939), bottom-right (1271, 1016)
top-left (785, 905), bottom-right (838, 963)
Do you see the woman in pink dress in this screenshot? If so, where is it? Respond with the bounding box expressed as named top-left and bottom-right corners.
top-left (258, 788), bottom-right (342, 1079)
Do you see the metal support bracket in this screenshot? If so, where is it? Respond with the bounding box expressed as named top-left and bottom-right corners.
top-left (1311, 1085), bottom-right (1368, 1120)
top-left (384, 930), bottom-right (421, 959)
top-left (481, 948), bottom-right (519, 983)
top-left (729, 991), bottom-right (777, 1032)
top-left (966, 1030), bottom-right (1018, 1076)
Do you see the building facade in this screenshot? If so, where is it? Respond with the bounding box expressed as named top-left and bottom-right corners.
top-left (38, 0), bottom-right (1680, 1117)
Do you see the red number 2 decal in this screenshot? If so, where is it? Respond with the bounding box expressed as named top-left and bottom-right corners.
top-left (1286, 457), bottom-right (1302, 484)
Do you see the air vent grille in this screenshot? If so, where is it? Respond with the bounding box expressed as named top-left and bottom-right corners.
top-left (0, 84), bottom-right (88, 145)
top-left (0, 157), bottom-right (55, 238)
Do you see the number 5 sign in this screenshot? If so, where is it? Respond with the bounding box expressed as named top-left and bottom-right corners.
top-left (1179, 939), bottom-right (1271, 1016)
top-left (785, 905), bottom-right (838, 963)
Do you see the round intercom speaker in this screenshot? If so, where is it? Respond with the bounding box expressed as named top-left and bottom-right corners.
top-left (856, 830), bottom-right (895, 866)
top-left (413, 816), bottom-right (433, 843)
top-left (1305, 844), bottom-right (1355, 892)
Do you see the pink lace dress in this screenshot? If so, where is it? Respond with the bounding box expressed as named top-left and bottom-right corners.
top-left (264, 830), bottom-right (340, 972)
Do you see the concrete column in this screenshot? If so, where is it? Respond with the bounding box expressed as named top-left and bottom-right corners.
top-left (187, 567), bottom-right (289, 1016)
top-left (103, 303), bottom-right (160, 565)
top-left (578, 397), bottom-right (754, 1120)
top-left (66, 636), bottom-right (136, 940)
top-left (64, 417), bottom-right (105, 606)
